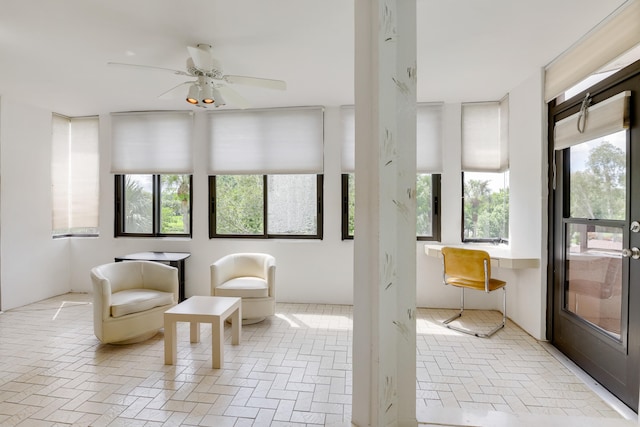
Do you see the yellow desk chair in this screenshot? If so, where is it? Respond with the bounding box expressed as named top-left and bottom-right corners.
top-left (441, 247), bottom-right (506, 337)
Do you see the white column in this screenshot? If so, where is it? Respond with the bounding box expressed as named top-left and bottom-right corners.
top-left (352, 0), bottom-right (417, 426)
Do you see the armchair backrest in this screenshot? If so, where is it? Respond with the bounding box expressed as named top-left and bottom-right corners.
top-left (91, 261), bottom-right (179, 295)
top-left (92, 262), bottom-right (144, 294)
top-left (233, 254), bottom-right (271, 278)
top-left (211, 253), bottom-right (276, 293)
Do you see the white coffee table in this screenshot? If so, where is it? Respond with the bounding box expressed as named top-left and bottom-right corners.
top-left (164, 296), bottom-right (241, 369)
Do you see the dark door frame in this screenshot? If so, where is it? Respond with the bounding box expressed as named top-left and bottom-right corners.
top-left (547, 59), bottom-right (640, 412)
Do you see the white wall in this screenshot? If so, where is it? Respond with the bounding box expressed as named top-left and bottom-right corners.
top-left (0, 85), bottom-right (549, 340)
top-left (0, 97), bottom-right (70, 310)
top-left (507, 69), bottom-right (548, 339)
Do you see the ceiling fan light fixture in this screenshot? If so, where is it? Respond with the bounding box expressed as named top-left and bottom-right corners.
top-left (186, 84), bottom-right (200, 104)
top-left (211, 87), bottom-right (226, 108)
top-left (201, 81), bottom-right (215, 104)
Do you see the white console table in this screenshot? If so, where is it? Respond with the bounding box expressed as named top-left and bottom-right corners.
top-left (424, 244), bottom-right (540, 269)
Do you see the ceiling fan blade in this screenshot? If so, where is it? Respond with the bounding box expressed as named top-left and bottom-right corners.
top-left (217, 85), bottom-right (251, 109)
top-left (223, 75), bottom-right (287, 90)
top-left (187, 44), bottom-right (215, 71)
top-left (107, 62), bottom-right (191, 77)
top-left (158, 81), bottom-right (194, 100)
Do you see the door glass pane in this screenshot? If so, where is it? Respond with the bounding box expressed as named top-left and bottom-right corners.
top-left (565, 223), bottom-right (623, 338)
top-left (124, 174), bottom-right (153, 233)
top-left (267, 174), bottom-right (317, 235)
top-left (569, 131), bottom-right (626, 220)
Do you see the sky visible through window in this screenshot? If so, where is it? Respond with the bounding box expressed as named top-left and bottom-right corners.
top-left (569, 130), bottom-right (625, 172)
top-left (464, 170), bottom-right (509, 192)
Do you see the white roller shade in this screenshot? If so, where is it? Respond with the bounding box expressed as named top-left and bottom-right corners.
top-left (208, 107), bottom-right (324, 174)
top-left (340, 103), bottom-right (443, 173)
top-left (545, 1), bottom-right (640, 102)
top-left (52, 114), bottom-right (99, 230)
top-left (340, 106), bottom-right (355, 173)
top-left (461, 97), bottom-right (509, 172)
top-left (110, 111), bottom-right (194, 173)
top-left (554, 91), bottom-right (631, 150)
top-left (417, 103), bottom-right (443, 173)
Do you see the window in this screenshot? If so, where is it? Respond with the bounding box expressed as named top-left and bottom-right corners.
top-left (209, 174), bottom-right (323, 239)
top-left (51, 114), bottom-right (99, 237)
top-left (115, 174), bottom-right (192, 237)
top-left (462, 171), bottom-right (509, 242)
top-left (461, 98), bottom-right (509, 243)
top-left (341, 173), bottom-right (440, 240)
top-left (340, 103), bottom-right (443, 240)
top-left (207, 107), bottom-right (324, 239)
top-left (110, 111), bottom-right (194, 238)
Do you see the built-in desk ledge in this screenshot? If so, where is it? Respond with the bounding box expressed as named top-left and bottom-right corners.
top-left (424, 244), bottom-right (540, 269)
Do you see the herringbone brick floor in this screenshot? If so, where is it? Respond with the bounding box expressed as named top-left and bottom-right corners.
top-left (0, 293), bottom-right (628, 426)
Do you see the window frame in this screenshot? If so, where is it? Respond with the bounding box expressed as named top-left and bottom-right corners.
top-left (341, 173), bottom-right (441, 241)
top-left (341, 174), bottom-right (353, 240)
top-left (209, 174), bottom-right (324, 239)
top-left (114, 174), bottom-right (193, 238)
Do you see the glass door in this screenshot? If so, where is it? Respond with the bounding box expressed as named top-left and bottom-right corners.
top-left (550, 65), bottom-right (640, 412)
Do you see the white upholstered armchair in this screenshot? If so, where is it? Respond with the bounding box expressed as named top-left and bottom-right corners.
top-left (91, 261), bottom-right (179, 344)
top-left (210, 253), bottom-right (276, 324)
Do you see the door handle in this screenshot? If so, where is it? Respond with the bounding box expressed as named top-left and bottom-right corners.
top-left (622, 247), bottom-right (640, 259)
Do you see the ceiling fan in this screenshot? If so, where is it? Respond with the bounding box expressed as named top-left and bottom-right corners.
top-left (108, 44), bottom-right (286, 109)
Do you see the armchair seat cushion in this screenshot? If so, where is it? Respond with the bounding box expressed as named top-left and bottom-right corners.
top-left (215, 277), bottom-right (269, 298)
top-left (110, 289), bottom-right (175, 318)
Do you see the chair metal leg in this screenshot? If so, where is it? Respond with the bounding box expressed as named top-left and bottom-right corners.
top-left (441, 286), bottom-right (506, 338)
top-left (443, 287), bottom-right (465, 325)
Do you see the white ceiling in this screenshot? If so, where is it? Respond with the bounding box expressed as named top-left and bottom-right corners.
top-left (0, 0), bottom-right (629, 116)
